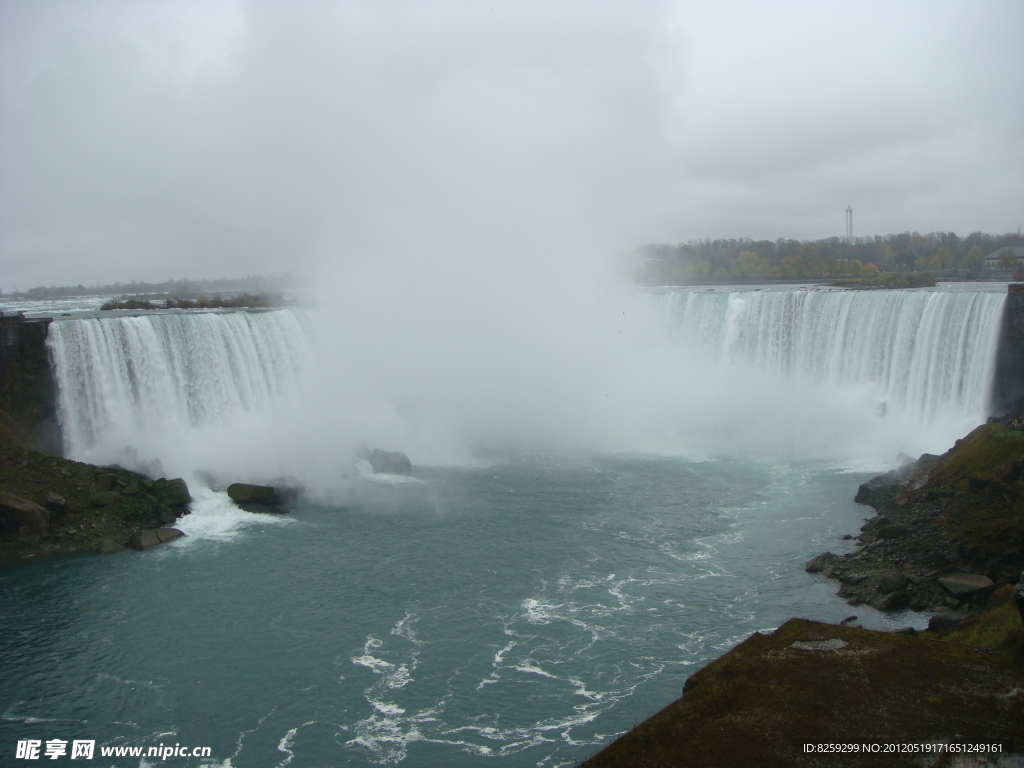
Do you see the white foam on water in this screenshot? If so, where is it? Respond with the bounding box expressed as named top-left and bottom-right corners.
top-left (514, 664), bottom-right (557, 679)
top-left (170, 486), bottom-right (294, 544)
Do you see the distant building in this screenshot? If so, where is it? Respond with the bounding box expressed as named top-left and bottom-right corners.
top-left (983, 245), bottom-right (1024, 269)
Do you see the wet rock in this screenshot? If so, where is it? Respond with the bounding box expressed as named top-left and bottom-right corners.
top-left (87, 489), bottom-right (120, 508)
top-left (128, 529), bottom-right (161, 549)
top-left (877, 572), bottom-right (908, 594)
top-left (152, 477), bottom-right (191, 507)
top-left (805, 552), bottom-right (839, 573)
top-left (368, 449), bottom-right (412, 475)
top-left (0, 493), bottom-right (49, 541)
top-left (927, 614), bottom-right (965, 633)
top-left (156, 505), bottom-right (178, 525)
top-left (871, 588), bottom-right (913, 611)
top-left (96, 538), bottom-right (127, 554)
top-left (236, 502), bottom-right (289, 514)
top-left (938, 573), bottom-right (995, 600)
top-left (268, 476), bottom-right (305, 505)
top-left (877, 524), bottom-right (912, 540)
top-left (227, 483), bottom-right (279, 505)
top-left (854, 473), bottom-right (897, 506)
top-left (838, 571), bottom-right (867, 585)
top-left (128, 527), bottom-right (184, 549)
top-left (44, 491), bottom-right (66, 517)
top-left (156, 527), bottom-right (184, 543)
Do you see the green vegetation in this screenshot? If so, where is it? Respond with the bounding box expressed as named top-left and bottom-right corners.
top-left (943, 586), bottom-right (1024, 668)
top-left (21, 274), bottom-right (298, 300)
top-left (639, 230), bottom-right (1023, 285)
top-left (0, 412), bottom-right (190, 565)
top-left (831, 272), bottom-right (936, 289)
top-left (580, 616), bottom-right (1024, 767)
top-left (101, 293), bottom-right (286, 311)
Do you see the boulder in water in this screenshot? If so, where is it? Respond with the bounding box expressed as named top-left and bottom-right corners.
top-left (268, 476), bottom-right (305, 505)
top-left (128, 527), bottom-right (185, 549)
top-left (805, 552), bottom-right (839, 573)
top-left (227, 483), bottom-right (279, 505)
top-left (96, 538), bottom-right (127, 554)
top-left (368, 449), bottom-right (412, 475)
top-left (128, 529), bottom-right (160, 549)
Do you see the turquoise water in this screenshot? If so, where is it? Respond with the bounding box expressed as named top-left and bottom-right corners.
top-left (1, 454), bottom-right (913, 767)
top-left (4, 286), bottom-right (999, 765)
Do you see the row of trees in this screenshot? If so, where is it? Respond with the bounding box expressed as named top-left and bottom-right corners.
top-left (19, 274), bottom-right (297, 299)
top-left (638, 231), bottom-right (1024, 284)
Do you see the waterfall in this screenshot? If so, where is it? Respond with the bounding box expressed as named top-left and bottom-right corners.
top-left (47, 310), bottom-right (313, 469)
top-left (655, 287), bottom-right (1006, 428)
top-left (43, 286), bottom-right (1009, 476)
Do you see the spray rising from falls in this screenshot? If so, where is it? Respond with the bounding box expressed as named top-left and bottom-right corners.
top-left (45, 287), bottom-right (1008, 483)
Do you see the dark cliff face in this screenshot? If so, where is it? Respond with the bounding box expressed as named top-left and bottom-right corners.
top-left (0, 316), bottom-right (61, 454)
top-left (992, 284), bottom-right (1024, 415)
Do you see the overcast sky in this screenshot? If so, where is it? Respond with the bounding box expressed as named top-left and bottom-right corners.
top-left (1, 0), bottom-right (1022, 290)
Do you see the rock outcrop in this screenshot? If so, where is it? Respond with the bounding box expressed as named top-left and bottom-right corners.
top-left (0, 423), bottom-right (193, 565)
top-left (806, 420), bottom-right (1024, 613)
top-left (580, 612), bottom-right (1024, 767)
top-left (0, 493), bottom-right (50, 541)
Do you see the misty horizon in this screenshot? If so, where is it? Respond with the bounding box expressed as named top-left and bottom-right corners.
top-left (2, 0), bottom-right (1022, 294)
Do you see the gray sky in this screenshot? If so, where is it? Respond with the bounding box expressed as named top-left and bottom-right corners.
top-left (1, 0), bottom-right (1022, 290)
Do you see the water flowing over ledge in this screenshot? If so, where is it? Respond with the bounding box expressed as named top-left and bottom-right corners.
top-left (656, 287), bottom-right (1005, 426)
top-left (43, 286), bottom-right (1008, 477)
top-left (47, 310), bottom-right (313, 466)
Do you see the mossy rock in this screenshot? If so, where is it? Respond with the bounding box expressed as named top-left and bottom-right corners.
top-left (928, 422), bottom-right (1024, 491)
top-left (580, 618), bottom-right (1024, 767)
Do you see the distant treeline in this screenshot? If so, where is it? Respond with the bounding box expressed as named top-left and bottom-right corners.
top-left (100, 293), bottom-right (287, 311)
top-left (639, 231), bottom-right (1024, 284)
top-left (15, 274), bottom-right (297, 299)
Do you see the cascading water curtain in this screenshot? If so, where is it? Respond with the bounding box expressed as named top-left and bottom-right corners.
top-left (659, 288), bottom-right (1006, 426)
top-left (47, 310), bottom-right (314, 459)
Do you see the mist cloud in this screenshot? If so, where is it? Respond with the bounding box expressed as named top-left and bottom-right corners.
top-left (1, 0), bottom-right (1022, 291)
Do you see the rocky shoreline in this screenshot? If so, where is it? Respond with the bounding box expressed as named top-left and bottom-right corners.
top-left (580, 418), bottom-right (1024, 766)
top-left (0, 419), bottom-right (193, 565)
top-left (805, 418), bottom-right (1024, 623)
